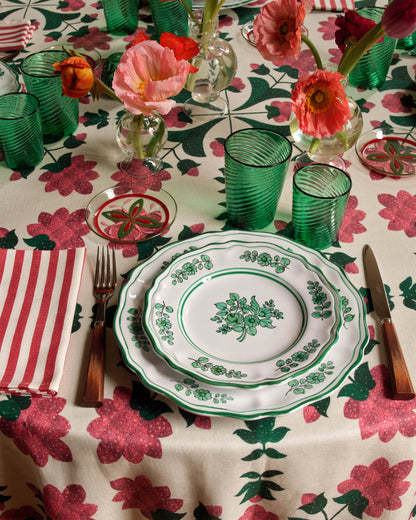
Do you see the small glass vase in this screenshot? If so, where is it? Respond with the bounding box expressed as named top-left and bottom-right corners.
top-left (290, 97), bottom-right (363, 168)
top-left (184, 12), bottom-right (237, 118)
top-left (116, 110), bottom-right (167, 178)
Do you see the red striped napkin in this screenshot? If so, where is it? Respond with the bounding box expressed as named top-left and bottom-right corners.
top-left (0, 19), bottom-right (37, 52)
top-left (311, 0), bottom-right (354, 10)
top-left (0, 248), bottom-right (86, 396)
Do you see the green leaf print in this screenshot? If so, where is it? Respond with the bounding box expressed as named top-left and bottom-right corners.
top-left (399, 276), bottom-right (416, 310)
top-left (337, 361), bottom-right (376, 401)
top-left (0, 396), bottom-right (31, 421)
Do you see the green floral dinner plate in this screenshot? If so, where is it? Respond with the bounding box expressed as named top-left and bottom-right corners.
top-left (143, 241), bottom-right (342, 388)
top-left (114, 231), bottom-right (369, 419)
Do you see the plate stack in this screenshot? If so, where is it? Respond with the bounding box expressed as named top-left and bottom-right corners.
top-left (114, 231), bottom-right (369, 419)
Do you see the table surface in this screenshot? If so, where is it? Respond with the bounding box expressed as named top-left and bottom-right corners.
top-left (0, 1), bottom-right (416, 519)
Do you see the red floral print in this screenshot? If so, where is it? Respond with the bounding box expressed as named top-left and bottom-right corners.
top-left (344, 364), bottom-right (416, 442)
top-left (210, 139), bottom-right (225, 157)
top-left (68, 27), bottom-right (112, 51)
top-left (39, 155), bottom-right (99, 196)
top-left (337, 457), bottom-right (413, 517)
top-left (230, 77), bottom-right (246, 91)
top-left (0, 397), bottom-right (71, 467)
top-left (303, 405), bottom-right (321, 423)
top-left (0, 506), bottom-right (43, 520)
top-left (301, 493), bottom-right (317, 505)
top-left (344, 262), bottom-right (359, 274)
top-left (317, 16), bottom-right (337, 41)
top-left (111, 168), bottom-right (171, 193)
top-left (87, 386), bottom-right (172, 464)
top-left (382, 93), bottom-right (413, 114)
top-left (27, 208), bottom-right (90, 249)
top-left (164, 106), bottom-right (188, 128)
top-left (378, 190), bottom-right (416, 237)
top-left (60, 0), bottom-right (85, 11)
top-left (239, 504), bottom-right (280, 520)
top-left (111, 475), bottom-right (183, 518)
top-left (42, 484), bottom-right (97, 520)
top-left (194, 414), bottom-right (211, 429)
top-left (269, 100), bottom-right (292, 123)
top-left (339, 195), bottom-right (366, 243)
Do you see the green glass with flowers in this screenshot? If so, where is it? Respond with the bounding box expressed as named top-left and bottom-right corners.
top-left (150, 0), bottom-right (192, 40)
top-left (347, 8), bottom-right (396, 89)
top-left (252, 0), bottom-right (416, 157)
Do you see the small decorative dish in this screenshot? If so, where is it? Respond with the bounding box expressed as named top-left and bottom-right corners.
top-left (85, 185), bottom-right (177, 243)
top-left (355, 127), bottom-right (416, 177)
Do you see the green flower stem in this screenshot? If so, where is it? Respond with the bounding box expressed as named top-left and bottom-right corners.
top-left (337, 22), bottom-right (385, 76)
top-left (144, 112), bottom-right (166, 158)
top-left (133, 113), bottom-right (145, 159)
top-left (301, 34), bottom-right (323, 70)
top-left (94, 77), bottom-right (122, 102)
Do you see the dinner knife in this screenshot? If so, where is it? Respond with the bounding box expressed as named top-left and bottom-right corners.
top-left (363, 244), bottom-right (415, 400)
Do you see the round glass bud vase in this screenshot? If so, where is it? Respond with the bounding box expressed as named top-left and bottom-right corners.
top-left (184, 12), bottom-right (237, 118)
top-left (290, 97), bottom-right (363, 169)
top-left (116, 111), bottom-right (167, 178)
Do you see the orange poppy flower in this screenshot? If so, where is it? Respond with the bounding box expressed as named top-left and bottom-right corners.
top-left (53, 56), bottom-right (94, 99)
top-left (291, 70), bottom-right (350, 139)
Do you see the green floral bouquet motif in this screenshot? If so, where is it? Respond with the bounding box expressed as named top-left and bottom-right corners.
top-left (307, 281), bottom-right (332, 319)
top-left (190, 356), bottom-right (248, 379)
top-left (170, 255), bottom-right (213, 285)
top-left (275, 339), bottom-right (320, 373)
top-left (102, 198), bottom-right (162, 240)
top-left (154, 301), bottom-right (174, 345)
top-left (175, 378), bottom-right (233, 404)
top-left (211, 292), bottom-right (284, 342)
top-left (240, 250), bottom-right (291, 273)
top-left (286, 361), bottom-right (335, 395)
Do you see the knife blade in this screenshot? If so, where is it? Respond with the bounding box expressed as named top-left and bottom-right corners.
top-left (363, 244), bottom-right (415, 400)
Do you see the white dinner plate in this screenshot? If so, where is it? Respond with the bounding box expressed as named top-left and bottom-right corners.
top-left (114, 231), bottom-right (369, 419)
top-left (193, 0), bottom-right (255, 9)
top-left (143, 240), bottom-right (342, 387)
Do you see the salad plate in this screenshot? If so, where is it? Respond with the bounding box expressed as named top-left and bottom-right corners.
top-left (143, 240), bottom-right (342, 387)
top-left (114, 231), bottom-right (369, 419)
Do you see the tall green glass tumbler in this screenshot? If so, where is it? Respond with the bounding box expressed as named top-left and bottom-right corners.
top-left (349, 7), bottom-right (396, 89)
top-left (149, 0), bottom-right (192, 40)
top-left (21, 50), bottom-right (79, 139)
top-left (0, 93), bottom-right (44, 170)
top-left (292, 164), bottom-right (351, 250)
top-left (224, 129), bottom-right (292, 230)
top-left (102, 0), bottom-right (139, 35)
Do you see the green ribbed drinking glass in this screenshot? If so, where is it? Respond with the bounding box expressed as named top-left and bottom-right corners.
top-left (149, 0), bottom-right (192, 40)
top-left (292, 164), bottom-right (352, 250)
top-left (349, 7), bottom-right (396, 89)
top-left (102, 0), bottom-right (139, 35)
top-left (224, 129), bottom-right (292, 230)
top-left (20, 50), bottom-right (79, 139)
top-left (0, 93), bottom-right (44, 170)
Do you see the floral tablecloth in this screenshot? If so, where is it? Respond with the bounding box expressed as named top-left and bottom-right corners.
top-left (0, 0), bottom-right (416, 519)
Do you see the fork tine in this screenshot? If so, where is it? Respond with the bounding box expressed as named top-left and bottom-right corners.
top-left (94, 246), bottom-right (100, 287)
top-left (111, 247), bottom-right (116, 288)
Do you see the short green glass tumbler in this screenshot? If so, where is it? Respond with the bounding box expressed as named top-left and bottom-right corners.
top-left (21, 50), bottom-right (79, 139)
top-left (149, 0), bottom-right (192, 40)
top-left (349, 7), bottom-right (396, 89)
top-left (102, 0), bottom-right (139, 35)
top-left (224, 129), bottom-right (292, 230)
top-left (0, 93), bottom-right (44, 170)
top-left (292, 164), bottom-right (351, 250)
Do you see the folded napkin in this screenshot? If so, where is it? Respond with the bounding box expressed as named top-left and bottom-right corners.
top-left (0, 248), bottom-right (86, 396)
top-left (311, 0), bottom-right (354, 10)
top-left (0, 19), bottom-right (37, 52)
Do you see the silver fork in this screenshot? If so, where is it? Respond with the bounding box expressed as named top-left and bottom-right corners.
top-left (82, 246), bottom-right (117, 407)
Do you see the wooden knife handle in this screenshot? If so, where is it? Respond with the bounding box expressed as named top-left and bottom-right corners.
top-left (382, 321), bottom-right (415, 400)
top-left (82, 324), bottom-right (105, 407)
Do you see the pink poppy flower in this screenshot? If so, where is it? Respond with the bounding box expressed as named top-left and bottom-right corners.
top-left (382, 0), bottom-right (416, 39)
top-left (291, 69), bottom-right (350, 139)
top-left (253, 0), bottom-right (305, 63)
top-left (113, 40), bottom-right (191, 116)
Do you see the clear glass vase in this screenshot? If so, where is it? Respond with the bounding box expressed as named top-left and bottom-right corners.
top-left (116, 110), bottom-right (167, 178)
top-left (184, 12), bottom-right (237, 118)
top-left (290, 97), bottom-right (363, 170)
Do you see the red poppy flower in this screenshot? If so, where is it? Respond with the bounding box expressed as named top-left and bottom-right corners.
top-left (159, 32), bottom-right (200, 72)
top-left (335, 10), bottom-right (377, 53)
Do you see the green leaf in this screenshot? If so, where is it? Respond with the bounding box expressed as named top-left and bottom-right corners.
top-left (151, 510), bottom-right (186, 520)
top-left (137, 235), bottom-right (171, 261)
top-left (299, 493), bottom-right (327, 514)
top-left (241, 448), bottom-right (264, 461)
top-left (0, 230), bottom-right (18, 249)
top-left (71, 303), bottom-right (83, 333)
top-left (310, 397), bottom-right (330, 418)
top-left (178, 158), bottom-right (201, 176)
top-left (399, 276), bottom-right (416, 310)
top-left (23, 234), bottom-right (56, 250)
top-left (234, 77), bottom-right (291, 111)
top-left (264, 447), bottom-right (287, 459)
top-left (334, 490), bottom-right (369, 519)
top-left (37, 7), bottom-right (80, 30)
top-left (178, 225), bottom-right (202, 242)
top-left (169, 119), bottom-right (223, 157)
top-left (63, 134), bottom-right (85, 148)
top-left (193, 502), bottom-right (221, 520)
top-left (0, 396), bottom-right (31, 421)
top-left (354, 362), bottom-right (376, 390)
top-left (338, 383), bottom-right (369, 401)
top-left (129, 381), bottom-right (173, 420)
top-left (326, 252), bottom-right (356, 270)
